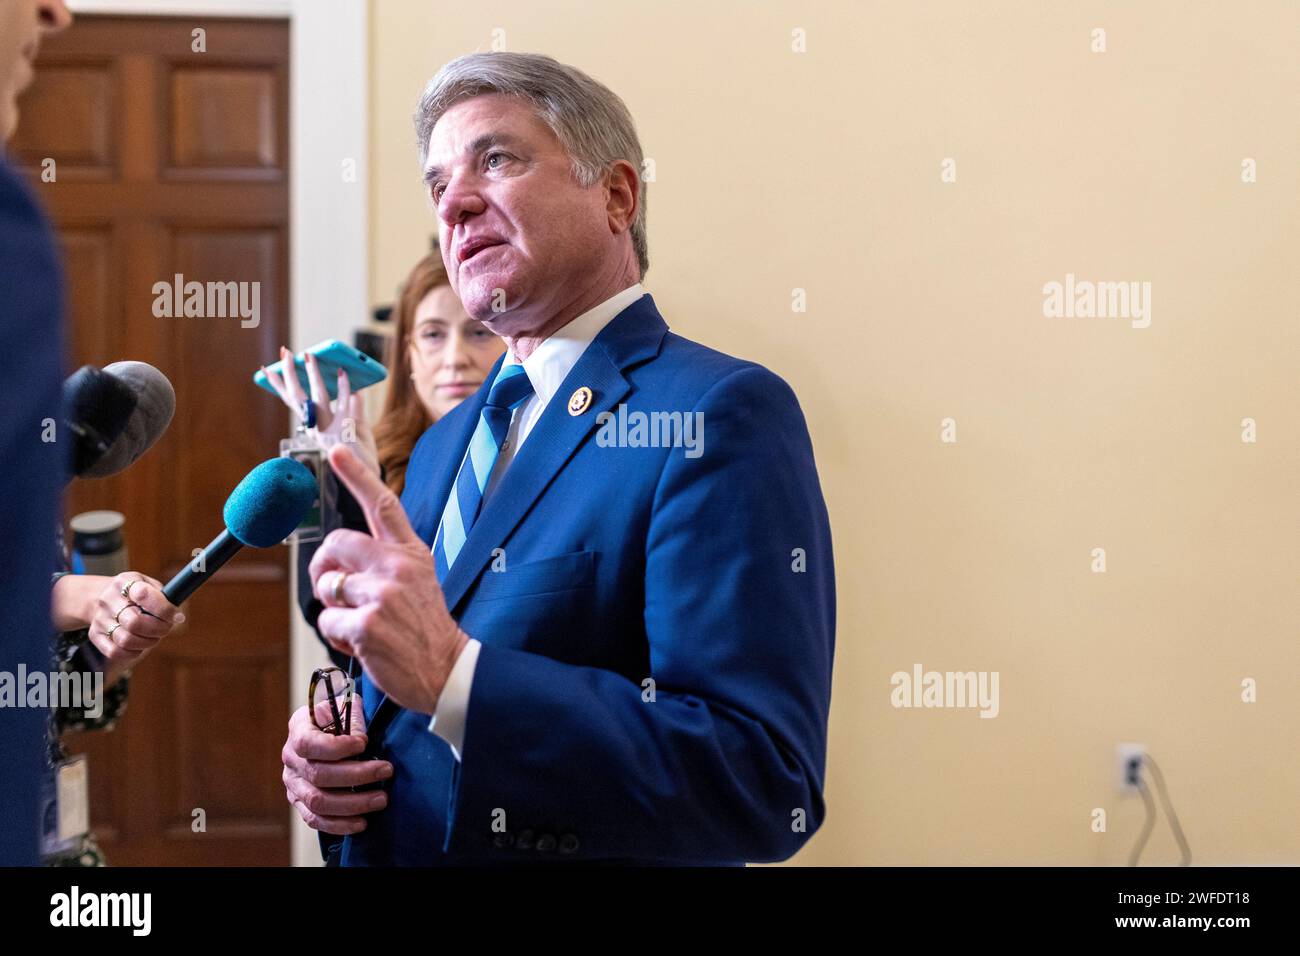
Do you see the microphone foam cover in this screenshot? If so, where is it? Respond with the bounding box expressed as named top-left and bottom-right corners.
top-left (223, 457), bottom-right (319, 548)
top-left (84, 361), bottom-right (177, 478)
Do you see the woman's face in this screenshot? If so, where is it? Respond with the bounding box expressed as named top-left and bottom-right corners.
top-left (407, 284), bottom-right (506, 420)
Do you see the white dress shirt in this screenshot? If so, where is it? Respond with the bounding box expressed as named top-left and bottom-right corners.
top-left (427, 283), bottom-right (645, 760)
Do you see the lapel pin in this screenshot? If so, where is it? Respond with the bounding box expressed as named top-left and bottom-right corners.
top-left (567, 386), bottom-right (593, 416)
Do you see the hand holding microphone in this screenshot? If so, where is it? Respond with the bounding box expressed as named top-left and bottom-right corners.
top-left (57, 364), bottom-right (321, 685)
top-left (86, 573), bottom-right (180, 682)
top-left (55, 359), bottom-right (184, 684)
top-left (51, 572), bottom-right (184, 687)
top-left (60, 457), bottom-right (316, 687)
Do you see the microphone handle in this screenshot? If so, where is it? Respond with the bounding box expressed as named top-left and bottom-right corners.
top-left (163, 528), bottom-right (244, 606)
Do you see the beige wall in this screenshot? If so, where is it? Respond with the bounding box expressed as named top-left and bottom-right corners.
top-left (368, 0), bottom-right (1299, 865)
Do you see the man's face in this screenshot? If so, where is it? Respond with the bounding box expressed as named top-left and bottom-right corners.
top-left (0, 0), bottom-right (71, 142)
top-left (423, 93), bottom-right (617, 338)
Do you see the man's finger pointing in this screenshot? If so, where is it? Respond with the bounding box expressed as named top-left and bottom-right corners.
top-left (328, 444), bottom-right (422, 546)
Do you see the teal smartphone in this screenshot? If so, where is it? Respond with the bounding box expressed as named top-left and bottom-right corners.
top-left (254, 339), bottom-right (388, 401)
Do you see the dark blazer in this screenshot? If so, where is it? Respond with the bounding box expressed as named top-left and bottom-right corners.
top-left (340, 292), bottom-right (836, 865)
top-left (0, 158), bottom-right (67, 865)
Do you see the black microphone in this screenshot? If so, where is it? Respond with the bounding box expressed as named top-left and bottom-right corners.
top-left (163, 457), bottom-right (318, 606)
top-left (62, 365), bottom-right (135, 477)
top-left (83, 361), bottom-right (176, 478)
top-left (62, 361), bottom-right (176, 479)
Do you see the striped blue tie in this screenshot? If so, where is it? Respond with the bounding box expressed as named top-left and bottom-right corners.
top-left (432, 363), bottom-right (535, 582)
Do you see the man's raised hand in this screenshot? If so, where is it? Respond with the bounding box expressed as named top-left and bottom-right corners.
top-left (309, 444), bottom-right (469, 714)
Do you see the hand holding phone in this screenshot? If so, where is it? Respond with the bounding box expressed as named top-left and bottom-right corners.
top-left (254, 339), bottom-right (387, 401)
top-left (259, 344), bottom-right (382, 478)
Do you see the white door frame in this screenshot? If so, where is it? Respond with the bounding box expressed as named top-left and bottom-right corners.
top-left (69, 0), bottom-right (368, 868)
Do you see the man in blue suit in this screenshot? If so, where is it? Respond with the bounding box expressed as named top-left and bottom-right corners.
top-left (0, 0), bottom-right (74, 866)
top-left (282, 52), bottom-right (835, 865)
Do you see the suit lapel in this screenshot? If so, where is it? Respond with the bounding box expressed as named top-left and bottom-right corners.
top-left (440, 294), bottom-right (668, 613)
top-left (438, 349), bottom-right (628, 613)
top-left (369, 294), bottom-right (668, 732)
top-left (441, 293), bottom-right (670, 613)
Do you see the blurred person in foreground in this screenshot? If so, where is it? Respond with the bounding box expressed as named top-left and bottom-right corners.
top-left (0, 0), bottom-right (73, 866)
top-left (2, 0), bottom-right (184, 866)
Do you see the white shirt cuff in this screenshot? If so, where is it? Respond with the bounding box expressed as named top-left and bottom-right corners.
top-left (427, 638), bottom-right (481, 761)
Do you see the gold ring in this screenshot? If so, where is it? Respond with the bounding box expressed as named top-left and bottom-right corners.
top-left (114, 602), bottom-right (137, 624)
top-left (106, 622), bottom-right (121, 639)
top-left (331, 571), bottom-right (349, 607)
top-left (120, 579), bottom-right (138, 600)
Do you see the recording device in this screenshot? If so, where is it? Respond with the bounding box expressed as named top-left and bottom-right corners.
top-left (62, 361), bottom-right (176, 478)
top-left (70, 511), bottom-right (129, 576)
top-left (278, 430), bottom-right (340, 545)
top-left (162, 457), bottom-right (318, 606)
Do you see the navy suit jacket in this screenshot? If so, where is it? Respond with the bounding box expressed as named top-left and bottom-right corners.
top-left (338, 292), bottom-right (835, 865)
top-left (0, 158), bottom-right (66, 865)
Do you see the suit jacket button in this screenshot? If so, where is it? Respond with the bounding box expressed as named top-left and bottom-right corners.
top-left (559, 833), bottom-right (580, 854)
top-left (536, 832), bottom-right (557, 852)
top-left (493, 832), bottom-right (514, 849)
top-left (515, 829), bottom-right (536, 850)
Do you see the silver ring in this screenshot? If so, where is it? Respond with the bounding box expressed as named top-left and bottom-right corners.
top-left (114, 602), bottom-right (137, 624)
top-left (106, 622), bottom-right (122, 639)
top-left (120, 579), bottom-right (138, 600)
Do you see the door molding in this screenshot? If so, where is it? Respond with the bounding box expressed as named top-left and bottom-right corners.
top-left (69, 0), bottom-right (367, 867)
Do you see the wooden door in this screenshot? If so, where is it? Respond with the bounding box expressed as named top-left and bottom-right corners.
top-left (11, 15), bottom-right (291, 866)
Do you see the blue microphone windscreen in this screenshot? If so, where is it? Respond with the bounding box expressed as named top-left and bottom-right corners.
top-left (222, 457), bottom-right (319, 548)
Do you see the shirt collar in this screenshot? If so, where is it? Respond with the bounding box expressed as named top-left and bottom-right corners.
top-left (502, 283), bottom-right (644, 407)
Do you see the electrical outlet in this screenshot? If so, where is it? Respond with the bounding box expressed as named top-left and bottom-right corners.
top-left (1116, 743), bottom-right (1146, 793)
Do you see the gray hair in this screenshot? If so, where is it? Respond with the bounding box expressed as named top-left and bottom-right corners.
top-left (414, 52), bottom-right (648, 277)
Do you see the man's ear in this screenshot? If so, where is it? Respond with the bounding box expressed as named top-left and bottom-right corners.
top-left (604, 159), bottom-right (639, 234)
